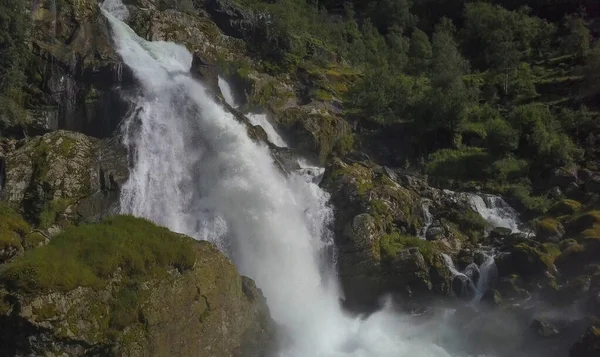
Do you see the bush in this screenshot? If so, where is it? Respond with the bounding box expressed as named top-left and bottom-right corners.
top-left (1, 216), bottom-right (196, 293)
top-left (488, 157), bottom-right (529, 182)
top-left (426, 147), bottom-right (491, 182)
top-left (507, 184), bottom-right (551, 215)
top-left (485, 118), bottom-right (518, 156)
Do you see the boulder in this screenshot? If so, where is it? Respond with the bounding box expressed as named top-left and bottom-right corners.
top-left (548, 167), bottom-right (577, 190)
top-left (570, 326), bottom-right (600, 357)
top-left (531, 318), bottom-right (560, 338)
top-left (452, 275), bottom-right (476, 300)
top-left (549, 199), bottom-right (582, 216)
top-left (489, 227), bottom-right (512, 240)
top-left (2, 131), bottom-right (128, 227)
top-left (481, 289), bottom-right (503, 307)
top-left (425, 224), bottom-right (445, 241)
top-left (0, 217), bottom-right (274, 357)
top-left (585, 175), bottom-right (600, 194)
top-left (533, 217), bottom-right (565, 243)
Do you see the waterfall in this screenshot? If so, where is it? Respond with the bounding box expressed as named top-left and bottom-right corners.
top-left (467, 193), bottom-right (521, 232)
top-left (218, 76), bottom-right (288, 147)
top-left (442, 253), bottom-right (497, 303)
top-left (419, 199), bottom-right (433, 239)
top-left (218, 75), bottom-right (237, 107)
top-left (101, 1), bottom-right (457, 356)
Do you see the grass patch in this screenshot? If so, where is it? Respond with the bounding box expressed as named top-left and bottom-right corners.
top-left (0, 216), bottom-right (196, 293)
top-left (38, 198), bottom-right (74, 229)
top-left (0, 203), bottom-right (30, 252)
top-left (380, 232), bottom-right (437, 263)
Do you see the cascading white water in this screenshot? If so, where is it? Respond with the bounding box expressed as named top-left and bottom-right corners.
top-left (218, 76), bottom-right (288, 147)
top-left (101, 2), bottom-right (460, 356)
top-left (218, 75), bottom-right (237, 108)
top-left (467, 193), bottom-right (521, 232)
top-left (442, 252), bottom-right (497, 303)
top-left (419, 199), bottom-right (434, 239)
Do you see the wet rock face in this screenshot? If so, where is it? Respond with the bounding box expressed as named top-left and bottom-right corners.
top-left (26, 0), bottom-right (133, 138)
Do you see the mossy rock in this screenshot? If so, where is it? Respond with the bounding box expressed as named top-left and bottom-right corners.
top-left (22, 232), bottom-right (48, 250)
top-left (549, 199), bottom-right (582, 216)
top-left (533, 217), bottom-right (565, 242)
top-left (275, 107), bottom-right (350, 163)
top-left (0, 216), bottom-right (274, 356)
top-left (3, 131), bottom-right (96, 225)
top-left (507, 242), bottom-right (560, 277)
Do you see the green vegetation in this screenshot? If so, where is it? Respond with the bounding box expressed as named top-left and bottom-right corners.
top-left (0, 0), bottom-right (30, 133)
top-left (228, 0), bottom-right (600, 217)
top-left (0, 216), bottom-right (196, 293)
top-left (0, 203), bottom-right (30, 252)
top-left (380, 231), bottom-right (437, 263)
top-left (38, 198), bottom-right (74, 230)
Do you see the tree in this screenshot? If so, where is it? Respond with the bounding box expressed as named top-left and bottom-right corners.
top-left (462, 2), bottom-right (554, 70)
top-left (579, 42), bottom-right (600, 100)
top-left (0, 0), bottom-right (29, 94)
top-left (407, 29), bottom-right (432, 74)
top-left (485, 118), bottom-right (518, 157)
top-left (368, 0), bottom-right (417, 34)
top-left (423, 18), bottom-right (470, 133)
top-left (561, 14), bottom-right (590, 60)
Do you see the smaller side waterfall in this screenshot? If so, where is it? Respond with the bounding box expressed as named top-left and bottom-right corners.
top-left (217, 76), bottom-right (287, 147)
top-left (442, 252), bottom-right (497, 303)
top-left (218, 75), bottom-right (237, 107)
top-left (467, 193), bottom-right (521, 232)
top-left (247, 113), bottom-right (288, 147)
top-left (419, 199), bottom-right (433, 239)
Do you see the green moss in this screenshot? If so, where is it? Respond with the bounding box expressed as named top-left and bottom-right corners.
top-left (57, 136), bottom-right (77, 158)
top-left (0, 216), bottom-right (196, 293)
top-left (0, 203), bottom-right (31, 235)
top-left (514, 242), bottom-right (560, 271)
top-left (582, 224), bottom-right (600, 240)
top-left (333, 134), bottom-right (354, 156)
top-left (110, 283), bottom-right (142, 330)
top-left (549, 199), bottom-right (581, 216)
top-left (33, 303), bottom-right (58, 320)
top-left (38, 198), bottom-right (74, 229)
top-left (446, 209), bottom-right (488, 243)
top-left (22, 232), bottom-right (47, 250)
top-left (380, 232), bottom-right (438, 263)
top-left (535, 217), bottom-right (561, 236)
top-left (569, 211), bottom-right (600, 239)
top-left (0, 203), bottom-right (30, 252)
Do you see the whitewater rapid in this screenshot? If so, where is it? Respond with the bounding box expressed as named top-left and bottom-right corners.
top-left (102, 2), bottom-right (460, 356)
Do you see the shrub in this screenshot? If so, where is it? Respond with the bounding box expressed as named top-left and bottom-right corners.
top-left (488, 157), bottom-right (529, 182)
top-left (1, 216), bottom-right (196, 293)
top-left (426, 147), bottom-right (491, 182)
top-left (485, 118), bottom-right (518, 157)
